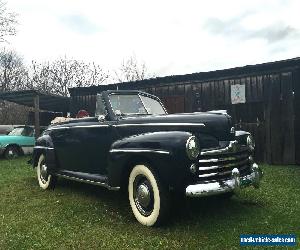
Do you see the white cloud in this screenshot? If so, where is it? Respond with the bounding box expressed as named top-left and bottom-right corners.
top-left (5, 0), bottom-right (300, 77)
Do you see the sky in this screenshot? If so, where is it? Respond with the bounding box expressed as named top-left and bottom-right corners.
top-left (5, 0), bottom-right (300, 78)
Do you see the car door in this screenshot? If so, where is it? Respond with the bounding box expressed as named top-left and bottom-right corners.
top-left (20, 127), bottom-right (35, 154)
top-left (51, 127), bottom-right (74, 170)
top-left (56, 121), bottom-right (116, 175)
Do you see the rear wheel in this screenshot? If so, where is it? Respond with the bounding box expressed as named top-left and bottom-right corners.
top-left (4, 146), bottom-right (20, 159)
top-left (128, 164), bottom-right (170, 226)
top-left (37, 154), bottom-right (57, 190)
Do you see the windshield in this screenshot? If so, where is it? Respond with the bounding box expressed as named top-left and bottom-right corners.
top-left (109, 94), bottom-right (166, 116)
top-left (8, 127), bottom-right (33, 136)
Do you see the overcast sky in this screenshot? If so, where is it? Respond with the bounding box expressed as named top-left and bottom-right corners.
top-left (6, 0), bottom-right (300, 77)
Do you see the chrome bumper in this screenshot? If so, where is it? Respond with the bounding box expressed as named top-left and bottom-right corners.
top-left (186, 163), bottom-right (263, 197)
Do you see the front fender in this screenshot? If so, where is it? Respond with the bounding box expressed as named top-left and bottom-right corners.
top-left (107, 131), bottom-right (193, 189)
top-left (32, 135), bottom-right (56, 172)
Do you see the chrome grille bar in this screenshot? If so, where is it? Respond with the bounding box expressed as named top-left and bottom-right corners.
top-left (196, 141), bottom-right (252, 182)
top-left (198, 172), bottom-right (218, 178)
top-left (199, 158), bottom-right (249, 171)
top-left (198, 164), bottom-right (250, 178)
top-left (198, 153), bottom-right (248, 164)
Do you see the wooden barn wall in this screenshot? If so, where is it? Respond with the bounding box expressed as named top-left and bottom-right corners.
top-left (140, 70), bottom-right (298, 165)
top-left (70, 94), bottom-right (97, 117)
top-left (294, 69), bottom-right (300, 165)
top-left (70, 66), bottom-right (299, 165)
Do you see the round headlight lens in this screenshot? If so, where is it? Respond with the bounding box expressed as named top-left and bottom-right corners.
top-left (247, 135), bottom-right (255, 151)
top-left (186, 136), bottom-right (200, 160)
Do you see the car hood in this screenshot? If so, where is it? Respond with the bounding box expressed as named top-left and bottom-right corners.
top-left (117, 112), bottom-right (234, 141)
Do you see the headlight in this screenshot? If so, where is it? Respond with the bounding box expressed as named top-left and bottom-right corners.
top-left (247, 135), bottom-right (255, 151)
top-left (186, 136), bottom-right (200, 160)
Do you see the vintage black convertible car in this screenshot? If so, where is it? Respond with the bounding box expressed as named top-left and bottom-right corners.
top-left (32, 90), bottom-right (263, 226)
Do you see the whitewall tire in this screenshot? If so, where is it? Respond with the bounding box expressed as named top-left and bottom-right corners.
top-left (37, 154), bottom-right (56, 190)
top-left (128, 164), bottom-right (170, 226)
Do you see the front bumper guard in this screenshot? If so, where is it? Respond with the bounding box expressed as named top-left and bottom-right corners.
top-left (186, 163), bottom-right (263, 197)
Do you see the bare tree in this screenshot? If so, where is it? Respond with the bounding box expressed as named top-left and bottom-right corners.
top-left (0, 0), bottom-right (17, 43)
top-left (114, 56), bottom-right (155, 83)
top-left (30, 60), bottom-right (53, 94)
top-left (30, 57), bottom-right (109, 96)
top-left (0, 48), bottom-right (28, 92)
top-left (0, 49), bottom-right (29, 124)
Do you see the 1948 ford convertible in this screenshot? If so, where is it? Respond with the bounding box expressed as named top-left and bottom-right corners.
top-left (32, 90), bottom-right (263, 226)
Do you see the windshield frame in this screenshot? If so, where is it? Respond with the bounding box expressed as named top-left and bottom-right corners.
top-left (107, 91), bottom-right (168, 117)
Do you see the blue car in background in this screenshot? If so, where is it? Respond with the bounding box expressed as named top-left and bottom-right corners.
top-left (0, 126), bottom-right (35, 159)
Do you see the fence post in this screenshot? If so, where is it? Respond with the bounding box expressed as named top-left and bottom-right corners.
top-left (34, 94), bottom-right (40, 139)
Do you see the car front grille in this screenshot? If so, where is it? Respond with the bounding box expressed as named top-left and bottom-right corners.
top-left (196, 141), bottom-right (252, 182)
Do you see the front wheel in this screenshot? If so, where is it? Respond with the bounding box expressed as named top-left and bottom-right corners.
top-left (128, 164), bottom-right (170, 226)
top-left (36, 154), bottom-right (57, 190)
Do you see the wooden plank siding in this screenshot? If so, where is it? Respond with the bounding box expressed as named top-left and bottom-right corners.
top-left (294, 68), bottom-right (300, 165)
top-left (69, 58), bottom-right (300, 165)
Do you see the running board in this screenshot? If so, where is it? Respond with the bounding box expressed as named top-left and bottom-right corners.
top-left (56, 170), bottom-right (120, 191)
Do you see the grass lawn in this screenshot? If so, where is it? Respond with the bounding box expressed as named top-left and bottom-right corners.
top-left (0, 157), bottom-right (299, 249)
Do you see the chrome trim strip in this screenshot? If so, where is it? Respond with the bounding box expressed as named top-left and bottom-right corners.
top-left (201, 140), bottom-right (247, 155)
top-left (34, 146), bottom-right (54, 150)
top-left (56, 173), bottom-right (120, 191)
top-left (48, 124), bottom-right (109, 131)
top-left (47, 126), bottom-right (69, 130)
top-left (114, 123), bottom-right (205, 127)
top-left (109, 149), bottom-right (170, 154)
top-left (48, 122), bottom-right (205, 130)
top-left (70, 125), bottom-right (109, 128)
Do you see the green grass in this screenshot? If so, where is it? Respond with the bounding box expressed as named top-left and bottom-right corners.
top-left (0, 157), bottom-right (299, 250)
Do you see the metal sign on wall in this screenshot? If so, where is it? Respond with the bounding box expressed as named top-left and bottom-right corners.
top-left (231, 84), bottom-right (246, 104)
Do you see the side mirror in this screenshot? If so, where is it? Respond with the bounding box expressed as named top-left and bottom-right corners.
top-left (97, 115), bottom-right (106, 122)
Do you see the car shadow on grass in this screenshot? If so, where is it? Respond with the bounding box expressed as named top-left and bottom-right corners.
top-left (31, 177), bottom-right (264, 228)
top-left (25, 173), bottom-right (266, 230)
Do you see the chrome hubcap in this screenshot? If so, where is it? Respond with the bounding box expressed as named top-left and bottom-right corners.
top-left (41, 164), bottom-right (47, 178)
top-left (136, 183), bottom-right (151, 208)
top-left (40, 163), bottom-right (49, 183)
top-left (133, 175), bottom-right (154, 216)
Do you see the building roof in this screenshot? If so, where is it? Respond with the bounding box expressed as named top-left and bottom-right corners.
top-left (69, 57), bottom-right (300, 95)
top-left (0, 90), bottom-right (70, 113)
